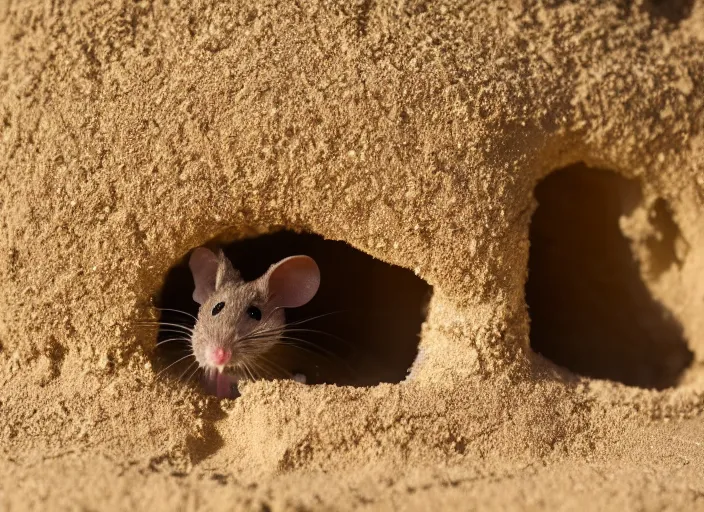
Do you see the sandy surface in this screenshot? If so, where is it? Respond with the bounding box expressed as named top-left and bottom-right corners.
top-left (1, 0), bottom-right (704, 510)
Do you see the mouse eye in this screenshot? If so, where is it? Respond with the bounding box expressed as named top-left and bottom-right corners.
top-left (246, 305), bottom-right (262, 321)
top-left (212, 302), bottom-right (225, 316)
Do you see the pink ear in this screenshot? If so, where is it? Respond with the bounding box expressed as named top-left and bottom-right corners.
top-left (188, 247), bottom-right (219, 305)
top-left (264, 256), bottom-right (320, 308)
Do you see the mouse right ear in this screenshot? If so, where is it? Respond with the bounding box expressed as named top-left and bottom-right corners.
top-left (263, 255), bottom-right (320, 309)
top-left (188, 247), bottom-right (239, 304)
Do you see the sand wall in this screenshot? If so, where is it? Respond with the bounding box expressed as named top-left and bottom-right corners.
top-left (1, 0), bottom-right (703, 509)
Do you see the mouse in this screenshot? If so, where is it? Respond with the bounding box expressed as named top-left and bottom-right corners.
top-left (187, 246), bottom-right (321, 398)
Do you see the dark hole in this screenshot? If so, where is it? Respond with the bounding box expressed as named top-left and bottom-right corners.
top-left (526, 164), bottom-right (693, 389)
top-left (154, 230), bottom-right (432, 388)
top-left (645, 0), bottom-right (694, 23)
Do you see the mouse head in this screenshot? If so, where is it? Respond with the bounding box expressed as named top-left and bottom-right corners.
top-left (188, 247), bottom-right (320, 375)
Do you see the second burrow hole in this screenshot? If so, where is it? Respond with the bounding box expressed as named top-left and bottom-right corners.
top-left (154, 230), bottom-right (432, 387)
top-left (526, 163), bottom-right (694, 389)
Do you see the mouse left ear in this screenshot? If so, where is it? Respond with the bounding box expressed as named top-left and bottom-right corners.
top-left (189, 247), bottom-right (240, 304)
top-left (262, 255), bottom-right (320, 309)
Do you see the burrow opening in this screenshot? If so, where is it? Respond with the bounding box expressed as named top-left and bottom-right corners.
top-left (526, 164), bottom-right (694, 389)
top-left (154, 230), bottom-right (432, 388)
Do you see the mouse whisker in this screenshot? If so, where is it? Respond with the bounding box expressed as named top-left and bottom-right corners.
top-left (247, 361), bottom-right (262, 381)
top-left (236, 336), bottom-right (304, 356)
top-left (238, 327), bottom-right (301, 342)
top-left (235, 333), bottom-right (271, 345)
top-left (156, 322), bottom-right (195, 333)
top-left (136, 319), bottom-right (194, 328)
top-left (237, 360), bottom-right (256, 382)
top-left (154, 352), bottom-right (195, 379)
top-left (245, 314), bottom-right (284, 339)
top-left (242, 310), bottom-right (348, 341)
top-left (157, 347), bottom-right (195, 358)
top-left (159, 329), bottom-right (190, 336)
top-left (252, 355), bottom-right (294, 380)
top-left (155, 337), bottom-right (192, 347)
top-left (177, 360), bottom-right (199, 382)
top-left (242, 327), bottom-right (349, 350)
top-left (155, 334), bottom-right (194, 346)
top-left (185, 364), bottom-right (202, 385)
top-left (238, 307), bottom-right (286, 339)
top-left (136, 321), bottom-right (195, 334)
top-left (284, 327), bottom-right (347, 341)
top-left (275, 336), bottom-right (342, 362)
top-left (244, 325), bottom-right (331, 340)
top-left (236, 345), bottom-right (262, 356)
top-left (243, 304), bottom-right (330, 338)
top-left (281, 310), bottom-right (349, 327)
top-left (249, 358), bottom-right (269, 380)
top-left (153, 307), bottom-right (199, 322)
top-left (236, 333), bottom-right (269, 344)
top-left (274, 336), bottom-right (356, 377)
top-left (247, 358), bottom-right (275, 380)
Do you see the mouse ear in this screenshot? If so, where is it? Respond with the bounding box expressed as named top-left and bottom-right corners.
top-left (189, 247), bottom-right (219, 305)
top-left (262, 255), bottom-right (320, 309)
top-left (188, 247), bottom-right (240, 304)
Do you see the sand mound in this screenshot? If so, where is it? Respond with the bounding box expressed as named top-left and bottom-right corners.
top-left (1, 0), bottom-right (703, 509)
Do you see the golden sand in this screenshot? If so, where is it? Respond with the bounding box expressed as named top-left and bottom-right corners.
top-left (1, 0), bottom-right (703, 509)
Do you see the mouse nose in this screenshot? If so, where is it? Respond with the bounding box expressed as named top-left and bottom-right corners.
top-left (211, 347), bottom-right (232, 366)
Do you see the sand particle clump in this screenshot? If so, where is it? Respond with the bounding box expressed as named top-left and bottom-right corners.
top-left (1, 0), bottom-right (704, 510)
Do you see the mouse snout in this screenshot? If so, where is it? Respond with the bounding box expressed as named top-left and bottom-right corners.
top-left (210, 347), bottom-right (232, 367)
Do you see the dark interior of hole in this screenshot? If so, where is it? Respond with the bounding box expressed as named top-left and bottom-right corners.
top-left (154, 231), bottom-right (432, 388)
top-left (646, 0), bottom-right (694, 23)
top-left (525, 164), bottom-right (693, 389)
